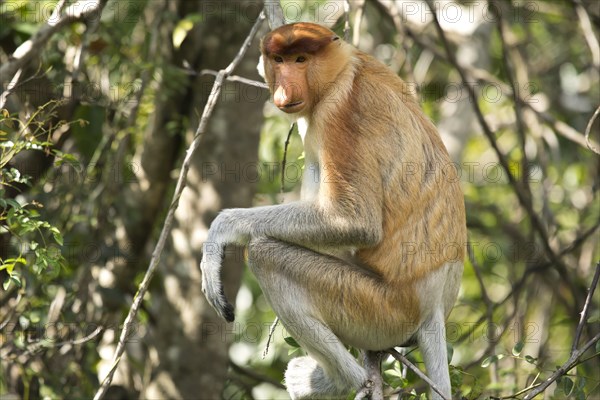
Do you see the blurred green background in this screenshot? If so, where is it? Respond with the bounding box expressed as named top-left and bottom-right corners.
top-left (0, 0), bottom-right (598, 399)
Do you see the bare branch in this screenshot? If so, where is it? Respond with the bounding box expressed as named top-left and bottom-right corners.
top-left (229, 361), bottom-right (286, 389)
top-left (92, 10), bottom-right (267, 400)
top-left (375, 0), bottom-right (417, 88)
top-left (352, 0), bottom-right (366, 48)
top-left (0, 68), bottom-right (22, 109)
top-left (573, 0), bottom-right (600, 69)
top-left (584, 105), bottom-right (600, 155)
top-left (343, 0), bottom-right (351, 42)
top-left (572, 262), bottom-right (600, 354)
top-left (387, 348), bottom-right (450, 400)
top-left (375, 2), bottom-right (598, 151)
top-left (264, 0), bottom-right (286, 30)
top-left (520, 262), bottom-right (600, 399)
top-left (262, 317), bottom-right (279, 359)
top-left (423, 0), bottom-right (579, 311)
top-left (0, 0), bottom-right (108, 82)
top-left (199, 69), bottom-right (268, 89)
top-left (523, 331), bottom-right (600, 399)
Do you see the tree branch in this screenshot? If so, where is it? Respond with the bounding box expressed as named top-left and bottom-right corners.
top-left (387, 348), bottom-right (450, 400)
top-left (91, 10), bottom-right (267, 400)
top-left (0, 0), bottom-right (108, 82)
top-left (199, 69), bottom-right (268, 89)
top-left (572, 262), bottom-right (600, 354)
top-left (229, 361), bottom-right (286, 389)
top-left (523, 332), bottom-right (600, 399)
top-left (584, 105), bottom-right (600, 155)
top-left (424, 0), bottom-right (580, 314)
top-left (264, 0), bottom-right (285, 29)
top-left (522, 262), bottom-right (600, 399)
top-left (375, 1), bottom-right (598, 152)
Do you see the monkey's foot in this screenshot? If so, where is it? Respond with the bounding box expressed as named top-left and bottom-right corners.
top-left (353, 380), bottom-right (373, 400)
top-left (285, 356), bottom-right (345, 399)
top-left (359, 351), bottom-right (384, 400)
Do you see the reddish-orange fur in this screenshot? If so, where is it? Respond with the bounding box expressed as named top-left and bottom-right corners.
top-left (261, 22), bottom-right (466, 347)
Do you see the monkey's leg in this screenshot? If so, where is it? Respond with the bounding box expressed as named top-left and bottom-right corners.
top-left (247, 236), bottom-right (373, 399)
top-left (416, 310), bottom-right (451, 400)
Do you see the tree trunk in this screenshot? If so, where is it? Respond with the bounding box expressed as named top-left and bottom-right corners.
top-left (143, 1), bottom-right (265, 398)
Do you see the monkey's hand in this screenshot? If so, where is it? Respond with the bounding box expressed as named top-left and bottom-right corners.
top-left (200, 209), bottom-right (252, 322)
top-left (200, 241), bottom-right (235, 322)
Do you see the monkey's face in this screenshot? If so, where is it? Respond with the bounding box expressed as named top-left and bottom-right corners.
top-left (261, 23), bottom-right (341, 115)
top-left (267, 53), bottom-right (310, 114)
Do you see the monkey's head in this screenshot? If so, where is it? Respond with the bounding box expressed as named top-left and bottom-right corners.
top-left (260, 22), bottom-right (348, 115)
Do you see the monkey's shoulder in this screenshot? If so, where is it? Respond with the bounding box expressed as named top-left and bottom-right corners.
top-left (352, 51), bottom-right (417, 105)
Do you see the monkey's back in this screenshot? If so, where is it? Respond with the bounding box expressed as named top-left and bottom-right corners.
top-left (348, 52), bottom-right (467, 284)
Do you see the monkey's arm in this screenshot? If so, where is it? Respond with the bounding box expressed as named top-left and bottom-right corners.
top-left (201, 175), bottom-right (383, 321)
top-left (208, 200), bottom-right (383, 248)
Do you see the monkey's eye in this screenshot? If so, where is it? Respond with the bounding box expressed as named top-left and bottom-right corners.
top-left (274, 56), bottom-right (283, 63)
top-left (296, 56), bottom-right (306, 63)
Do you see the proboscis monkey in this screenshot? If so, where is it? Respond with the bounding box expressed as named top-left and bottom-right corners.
top-left (201, 22), bottom-right (466, 399)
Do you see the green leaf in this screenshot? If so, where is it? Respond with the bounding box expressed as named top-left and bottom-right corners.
top-left (481, 354), bottom-right (504, 368)
top-left (288, 347), bottom-right (301, 356)
top-left (52, 231), bottom-right (64, 246)
top-left (587, 314), bottom-right (600, 323)
top-left (173, 19), bottom-right (194, 49)
top-left (6, 199), bottom-right (20, 208)
top-left (512, 341), bottom-right (524, 356)
top-left (1, 262), bottom-right (14, 274)
top-left (467, 380), bottom-right (484, 400)
top-left (449, 365), bottom-right (463, 389)
top-left (345, 389), bottom-right (357, 400)
top-left (284, 336), bottom-right (300, 348)
top-left (383, 368), bottom-right (406, 389)
top-left (561, 376), bottom-right (574, 395)
top-left (10, 274), bottom-right (21, 288)
top-left (447, 341), bottom-right (454, 363)
top-left (524, 355), bottom-right (537, 364)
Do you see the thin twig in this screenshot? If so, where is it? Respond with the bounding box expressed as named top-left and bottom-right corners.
top-left (280, 123), bottom-right (295, 193)
top-left (0, 68), bottom-right (22, 109)
top-left (375, 0), bottom-right (417, 94)
top-left (374, 2), bottom-right (598, 151)
top-left (0, 0), bottom-right (108, 80)
top-left (572, 262), bottom-right (600, 354)
top-left (352, 0), bottom-right (366, 48)
top-left (262, 316), bottom-right (279, 359)
top-left (229, 360), bottom-right (286, 389)
top-left (491, 2), bottom-right (531, 192)
top-left (264, 0), bottom-right (286, 29)
top-left (424, 0), bottom-right (579, 313)
top-left (199, 69), bottom-right (268, 89)
top-left (519, 262), bottom-right (600, 399)
top-left (584, 105), bottom-right (600, 155)
top-left (343, 0), bottom-right (351, 42)
top-left (92, 10), bottom-right (267, 400)
top-left (573, 0), bottom-right (600, 69)
top-left (387, 348), bottom-right (450, 400)
top-left (262, 121), bottom-right (296, 359)
top-left (523, 331), bottom-right (600, 399)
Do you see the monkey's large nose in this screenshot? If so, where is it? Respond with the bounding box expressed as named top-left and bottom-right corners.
top-left (274, 84), bottom-right (292, 108)
top-left (274, 84), bottom-right (303, 112)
